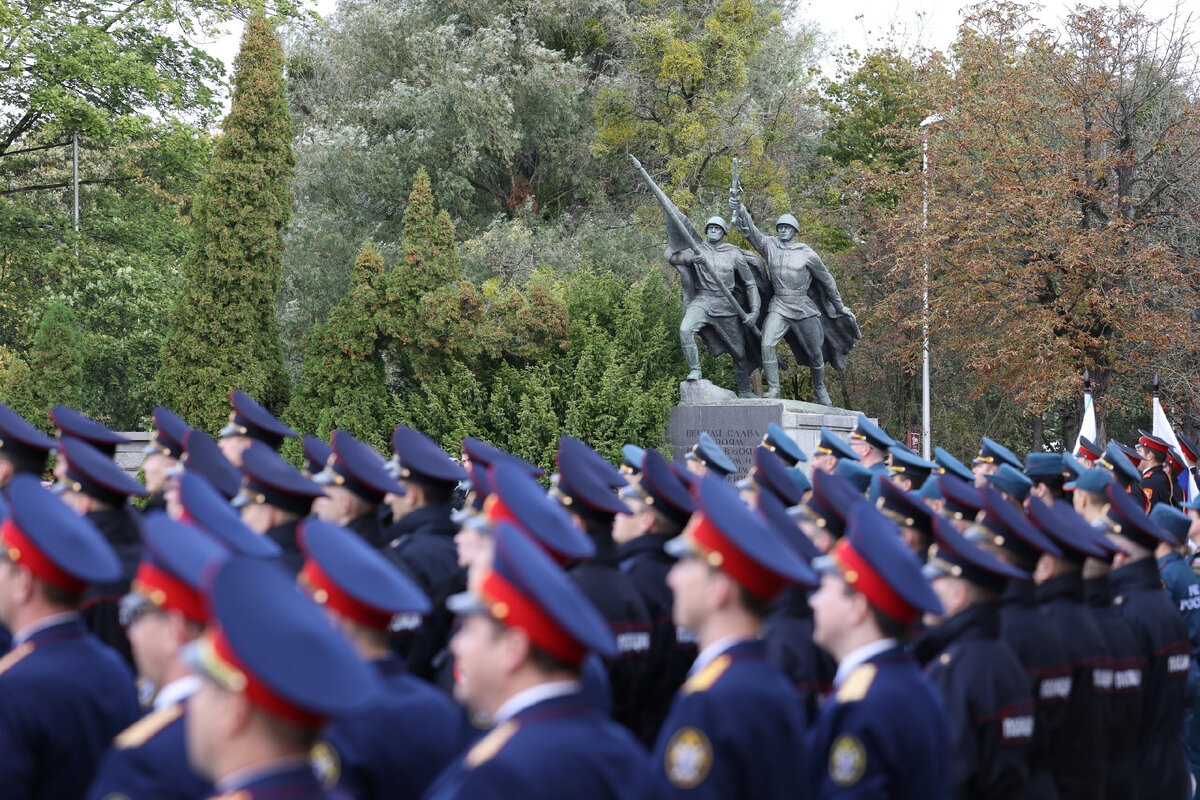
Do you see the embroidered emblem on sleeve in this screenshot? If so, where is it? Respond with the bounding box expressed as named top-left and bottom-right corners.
top-left (664, 727), bottom-right (713, 788)
top-left (829, 734), bottom-right (867, 787)
top-left (311, 741), bottom-right (341, 788)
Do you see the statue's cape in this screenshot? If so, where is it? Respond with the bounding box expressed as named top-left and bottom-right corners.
top-left (740, 249), bottom-right (862, 372)
top-left (668, 246), bottom-right (762, 371)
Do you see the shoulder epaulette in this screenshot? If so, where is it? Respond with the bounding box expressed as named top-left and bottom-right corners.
top-left (466, 720), bottom-right (519, 769)
top-left (683, 654), bottom-right (732, 695)
top-left (0, 642), bottom-right (34, 678)
top-left (835, 663), bottom-right (877, 703)
top-left (114, 703), bottom-right (184, 749)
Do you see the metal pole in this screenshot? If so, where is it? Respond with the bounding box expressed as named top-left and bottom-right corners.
top-left (919, 114), bottom-right (945, 461)
top-left (72, 131), bottom-right (79, 233)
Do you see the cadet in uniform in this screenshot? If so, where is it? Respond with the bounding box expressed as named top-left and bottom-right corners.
top-left (183, 556), bottom-right (381, 800)
top-left (1137, 430), bottom-right (1176, 508)
top-left (175, 471), bottom-right (282, 559)
top-left (314, 430), bottom-right (405, 551)
top-left (885, 445), bottom-right (937, 492)
top-left (684, 431), bottom-right (737, 479)
top-left (87, 514), bottom-right (229, 800)
top-left (810, 427), bottom-right (859, 475)
top-left (808, 500), bottom-right (950, 799)
top-left (1097, 441), bottom-right (1143, 503)
top-left (847, 413), bottom-right (895, 499)
top-left (654, 475), bottom-right (815, 799)
top-left (983, 464), bottom-right (1032, 509)
top-left (761, 422), bottom-right (808, 467)
top-left (55, 435), bottom-right (149, 665)
top-left (233, 441), bottom-right (325, 574)
top-left (1075, 437), bottom-right (1102, 467)
top-left (0, 476), bottom-right (140, 799)
top-left (141, 407), bottom-right (190, 515)
top-left (971, 437), bottom-right (1022, 488)
top-left (423, 523), bottom-right (654, 800)
top-left (0, 403), bottom-right (55, 493)
top-left (217, 389), bottom-right (298, 466)
top-left (1026, 453), bottom-right (1068, 502)
top-left (933, 448), bottom-right (975, 484)
top-left (916, 516), bottom-right (1034, 799)
top-left (1103, 484), bottom-right (1191, 798)
top-left (49, 405), bottom-right (131, 479)
top-left (297, 519), bottom-right (470, 800)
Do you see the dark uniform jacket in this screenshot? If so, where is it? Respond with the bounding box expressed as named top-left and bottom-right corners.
top-left (404, 566), bottom-right (465, 690)
top-left (1084, 574), bottom-right (1145, 800)
top-left (1109, 557), bottom-right (1191, 799)
top-left (421, 691), bottom-right (655, 800)
top-left (1036, 571), bottom-right (1111, 799)
top-left (915, 602), bottom-right (1033, 800)
top-left (265, 520), bottom-right (305, 576)
top-left (86, 701), bottom-right (210, 800)
top-left (348, 509), bottom-right (389, 551)
top-left (762, 586), bottom-right (836, 721)
top-left (385, 503), bottom-right (460, 598)
top-left (0, 617), bottom-right (140, 800)
top-left (807, 643), bottom-right (951, 799)
top-left (618, 533), bottom-right (697, 745)
top-left (1141, 464), bottom-right (1175, 509)
top-left (653, 639), bottom-right (808, 800)
top-left (997, 579), bottom-right (1071, 799)
top-left (80, 506), bottom-right (142, 667)
top-left (143, 493), bottom-right (168, 516)
top-left (206, 763), bottom-right (337, 800)
top-left (317, 655), bottom-right (472, 800)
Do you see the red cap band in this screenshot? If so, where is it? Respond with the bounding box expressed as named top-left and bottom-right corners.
top-left (483, 494), bottom-right (571, 565)
top-left (298, 559), bottom-right (393, 631)
top-left (478, 568), bottom-right (586, 667)
top-left (832, 537), bottom-right (920, 625)
top-left (1139, 436), bottom-right (1169, 456)
top-left (685, 512), bottom-right (786, 601)
top-left (0, 517), bottom-right (86, 593)
top-left (208, 626), bottom-right (324, 728)
top-left (133, 562), bottom-right (207, 624)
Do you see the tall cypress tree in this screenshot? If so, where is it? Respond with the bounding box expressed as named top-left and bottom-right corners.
top-left (155, 12), bottom-right (294, 431)
top-left (25, 301), bottom-right (84, 429)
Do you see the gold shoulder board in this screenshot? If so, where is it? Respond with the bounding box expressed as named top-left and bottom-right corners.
top-left (114, 704), bottom-right (184, 749)
top-left (0, 642), bottom-right (33, 678)
top-left (466, 720), bottom-right (519, 769)
top-left (683, 654), bottom-right (732, 695)
top-left (835, 663), bottom-right (877, 704)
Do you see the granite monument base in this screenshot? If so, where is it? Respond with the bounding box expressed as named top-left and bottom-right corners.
top-left (668, 380), bottom-right (861, 478)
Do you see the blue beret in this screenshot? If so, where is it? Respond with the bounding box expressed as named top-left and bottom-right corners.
top-left (1027, 498), bottom-right (1108, 561)
top-left (815, 427), bottom-right (859, 462)
top-left (984, 464), bottom-right (1034, 502)
top-left (298, 518), bottom-right (431, 625)
top-left (316, 430), bottom-right (404, 501)
top-left (473, 461), bottom-right (594, 563)
top-left (186, 556), bottom-right (381, 726)
top-left (56, 436), bottom-right (148, 505)
top-left (925, 514), bottom-right (1029, 592)
top-left (971, 486), bottom-right (1061, 563)
top-left (1105, 483), bottom-right (1171, 547)
top-left (762, 423), bottom-right (807, 465)
top-left (933, 447), bottom-right (974, 483)
top-left (177, 471), bottom-right (281, 559)
top-left (974, 437), bottom-right (1023, 471)
top-left (877, 478), bottom-right (933, 536)
top-left (937, 475), bottom-right (982, 522)
top-left (50, 406), bottom-right (129, 456)
top-left (737, 446), bottom-right (803, 506)
top-left (757, 488), bottom-right (821, 562)
top-left (849, 413), bottom-right (896, 451)
top-left (835, 460), bottom-right (873, 494)
top-left (621, 444), bottom-right (646, 476)
top-left (1099, 441), bottom-right (1142, 486)
top-left (219, 390), bottom-right (297, 449)
top-left (685, 431), bottom-right (737, 476)
top-left (1149, 504), bottom-right (1191, 546)
top-left (174, 429), bottom-right (242, 500)
top-left (145, 407), bottom-right (190, 460)
top-left (1065, 467), bottom-right (1114, 494)
top-left (390, 426), bottom-right (467, 486)
top-left (621, 449), bottom-right (693, 527)
top-left (553, 439), bottom-right (631, 517)
top-left (0, 402), bottom-right (54, 469)
top-left (1025, 453), bottom-right (1067, 481)
top-left (667, 475), bottom-right (817, 596)
top-left (4, 474), bottom-right (121, 589)
top-left (301, 435), bottom-right (332, 478)
top-left (461, 437), bottom-right (544, 477)
top-left (887, 445), bottom-right (938, 478)
top-left (235, 441), bottom-right (324, 515)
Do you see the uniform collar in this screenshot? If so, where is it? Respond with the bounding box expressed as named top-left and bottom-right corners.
top-left (833, 638), bottom-right (898, 687)
top-left (215, 757), bottom-right (315, 792)
top-left (688, 634), bottom-right (747, 677)
top-left (154, 675), bottom-right (201, 710)
top-left (12, 611), bottom-right (80, 646)
top-left (492, 680), bottom-right (582, 724)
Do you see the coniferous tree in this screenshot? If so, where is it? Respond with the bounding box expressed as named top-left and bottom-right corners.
top-left (156, 12), bottom-right (294, 430)
top-left (26, 301), bottom-right (84, 429)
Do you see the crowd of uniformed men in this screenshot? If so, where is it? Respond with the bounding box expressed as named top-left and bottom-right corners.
top-left (1, 392), bottom-right (1199, 799)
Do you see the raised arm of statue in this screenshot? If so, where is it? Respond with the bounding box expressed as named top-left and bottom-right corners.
top-left (731, 198), bottom-right (768, 256)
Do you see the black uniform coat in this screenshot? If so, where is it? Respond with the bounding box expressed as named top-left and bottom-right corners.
top-left (265, 520), bottom-right (305, 576)
top-left (1141, 464), bottom-right (1175, 509)
top-left (386, 503), bottom-right (460, 598)
top-left (80, 506), bottom-right (141, 667)
top-left (762, 586), bottom-right (836, 721)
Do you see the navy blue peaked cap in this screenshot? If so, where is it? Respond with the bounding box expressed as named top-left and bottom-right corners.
top-left (849, 413), bottom-right (896, 451)
top-left (1076, 436), bottom-right (1102, 460)
top-left (131, 512), bottom-right (230, 624)
top-left (0, 402), bottom-right (54, 471)
top-left (925, 514), bottom-right (1030, 592)
top-left (1025, 452), bottom-right (1067, 481)
top-left (835, 460), bottom-right (873, 494)
top-left (816, 427), bottom-right (859, 462)
top-left (1104, 484), bottom-right (1171, 547)
top-left (1060, 452), bottom-right (1085, 483)
top-left (1099, 441), bottom-right (1142, 486)
top-left (1149, 504), bottom-right (1191, 546)
top-left (1027, 497), bottom-right (1108, 561)
top-left (145, 407), bottom-right (190, 460)
top-left (187, 556), bottom-right (381, 727)
top-left (316, 430), bottom-right (404, 500)
top-left (972, 485), bottom-right (1061, 564)
top-left (177, 429), bottom-right (242, 500)
top-left (56, 436), bottom-right (148, 506)
top-left (4, 474), bottom-right (121, 589)
top-left (685, 431), bottom-right (737, 476)
top-left (762, 423), bottom-right (807, 465)
top-left (737, 445), bottom-right (803, 506)
top-left (301, 435), bottom-right (332, 478)
top-left (974, 437), bottom-right (1023, 471)
top-left (787, 466), bottom-right (812, 496)
top-left (621, 444), bottom-right (645, 476)
top-left (219, 390), bottom-right (297, 450)
top-left (938, 475), bottom-right (983, 522)
top-left (877, 477), bottom-right (933, 536)
top-left (390, 426), bottom-right (467, 486)
top-left (177, 471), bottom-right (281, 559)
top-left (620, 449), bottom-right (693, 527)
top-left (50, 406), bottom-right (129, 456)
top-left (553, 437), bottom-right (630, 516)
top-left (235, 441), bottom-right (324, 515)
top-left (795, 469), bottom-right (861, 539)
top-left (1065, 467), bottom-right (1113, 494)
top-left (933, 447), bottom-right (974, 483)
top-left (474, 460), bottom-right (594, 563)
top-left (757, 488), bottom-right (820, 562)
top-left (558, 436), bottom-right (625, 490)
top-left (461, 437), bottom-right (544, 477)
top-left (888, 445), bottom-right (937, 478)
top-left (985, 464), bottom-right (1033, 502)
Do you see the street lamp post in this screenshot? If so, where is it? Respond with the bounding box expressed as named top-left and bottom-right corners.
top-left (920, 113), bottom-right (945, 461)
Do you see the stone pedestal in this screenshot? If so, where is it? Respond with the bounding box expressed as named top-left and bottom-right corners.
top-left (115, 432), bottom-right (152, 476)
top-left (668, 380), bottom-right (861, 478)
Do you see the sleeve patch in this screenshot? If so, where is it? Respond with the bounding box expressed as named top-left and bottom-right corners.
top-left (114, 703), bottom-right (184, 749)
top-left (465, 720), bottom-right (519, 769)
top-left (664, 727), bottom-right (713, 788)
top-left (829, 734), bottom-right (867, 787)
top-left (835, 663), bottom-right (877, 704)
top-left (682, 654), bottom-right (731, 694)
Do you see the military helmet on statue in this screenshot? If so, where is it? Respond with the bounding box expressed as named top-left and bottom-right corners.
top-left (704, 216), bottom-right (730, 235)
top-left (775, 213), bottom-right (800, 233)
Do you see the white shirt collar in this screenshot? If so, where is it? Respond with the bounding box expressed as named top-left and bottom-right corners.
top-left (12, 611), bottom-right (79, 646)
top-left (154, 675), bottom-right (201, 711)
top-left (214, 755), bottom-right (313, 792)
top-left (688, 634), bottom-right (749, 677)
top-left (492, 680), bottom-right (582, 724)
top-left (834, 638), bottom-right (899, 687)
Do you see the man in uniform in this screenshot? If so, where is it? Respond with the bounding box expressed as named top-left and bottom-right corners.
top-left (314, 430), bottom-right (405, 551)
top-left (0, 403), bottom-right (54, 492)
top-left (886, 445), bottom-right (938, 492)
top-left (0, 476), bottom-right (140, 799)
top-left (141, 407), bottom-right (190, 515)
top-left (1137, 430), bottom-right (1176, 508)
top-left (847, 413), bottom-right (895, 499)
top-left (234, 441), bottom-right (325, 574)
top-left (423, 524), bottom-right (653, 800)
top-left (671, 216), bottom-right (760, 397)
top-left (983, 464), bottom-right (1033, 509)
top-left (298, 519), bottom-right (469, 800)
top-left (1025, 453), bottom-right (1068, 502)
top-left (972, 438), bottom-right (1023, 487)
top-left (934, 448), bottom-right (975, 484)
top-left (654, 475), bottom-right (815, 799)
top-left (183, 556), bottom-right (381, 800)
top-left (87, 514), bottom-right (229, 800)
top-left (217, 389), bottom-right (298, 466)
top-left (808, 500), bottom-right (950, 799)
top-left (730, 199), bottom-right (854, 403)
top-left (811, 427), bottom-right (858, 475)
top-left (1097, 441), bottom-right (1143, 501)
top-left (684, 431), bottom-right (737, 479)
top-left (48, 405), bottom-right (130, 479)
top-left (761, 423), bottom-right (808, 467)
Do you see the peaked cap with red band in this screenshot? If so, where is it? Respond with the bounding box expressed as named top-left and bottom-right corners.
top-left (666, 475), bottom-right (816, 601)
top-left (448, 523), bottom-right (614, 668)
top-left (133, 512), bottom-right (228, 624)
top-left (476, 461), bottom-right (594, 563)
top-left (812, 500), bottom-right (942, 626)
top-left (1137, 429), bottom-right (1170, 457)
top-left (184, 556), bottom-right (380, 728)
top-left (298, 518), bottom-right (430, 631)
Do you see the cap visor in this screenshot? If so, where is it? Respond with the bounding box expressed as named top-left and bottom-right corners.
top-left (230, 493), bottom-right (250, 510)
top-left (179, 641), bottom-right (213, 681)
top-left (811, 554), bottom-right (839, 577)
top-left (663, 536), bottom-right (691, 558)
top-left (446, 591), bottom-right (487, 617)
top-left (217, 424), bottom-right (239, 438)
